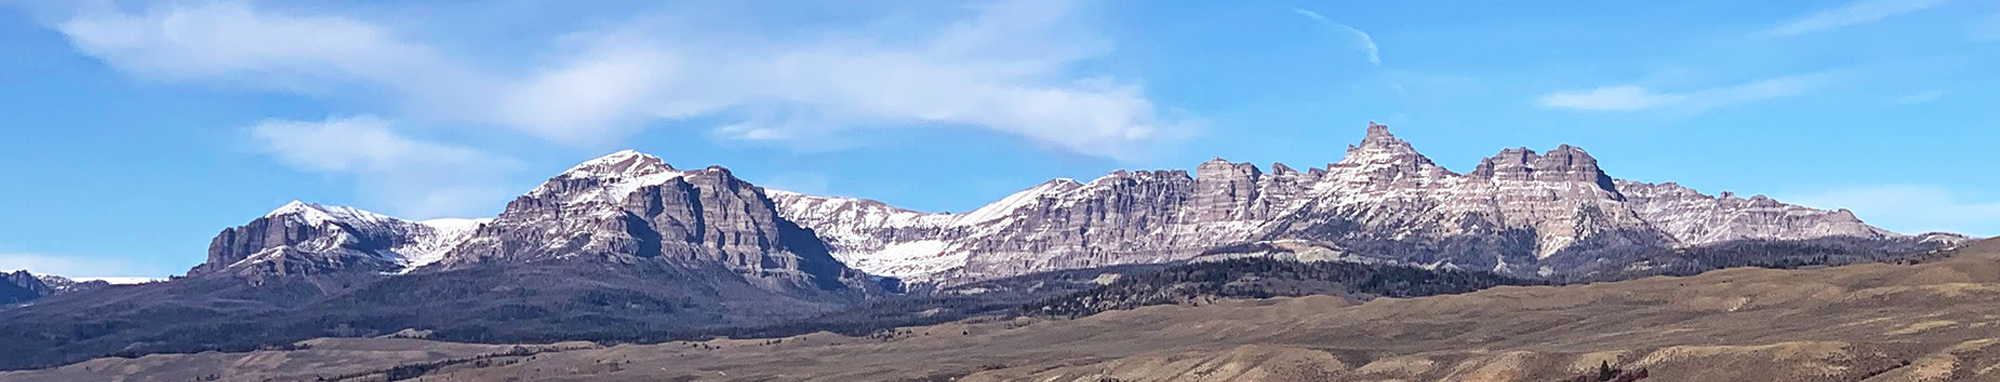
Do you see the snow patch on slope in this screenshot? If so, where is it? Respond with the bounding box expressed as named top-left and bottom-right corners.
top-left (770, 123), bottom-right (1927, 283)
top-left (396, 218), bottom-right (493, 270)
top-left (530, 150), bottom-right (688, 207)
top-left (955, 179), bottom-right (1080, 225)
top-left (835, 240), bottom-right (959, 279)
top-left (256, 200), bottom-right (493, 272)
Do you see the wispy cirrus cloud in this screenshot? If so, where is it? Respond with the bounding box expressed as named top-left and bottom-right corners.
top-left (50, 0), bottom-right (1184, 160)
top-left (1536, 73), bottom-right (1829, 113)
top-left (1765, 0), bottom-right (1955, 36)
top-left (1289, 8), bottom-right (1380, 66)
top-left (247, 115), bottom-right (520, 219)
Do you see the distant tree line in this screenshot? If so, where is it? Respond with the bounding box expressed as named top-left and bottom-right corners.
top-left (1021, 258), bottom-right (1539, 318)
top-left (1552, 238), bottom-right (1951, 283)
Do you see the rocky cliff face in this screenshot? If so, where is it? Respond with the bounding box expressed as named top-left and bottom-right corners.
top-left (1613, 180), bottom-right (1898, 245)
top-left (0, 152), bottom-right (897, 371)
top-left (194, 150), bottom-right (876, 294)
top-left (771, 122), bottom-right (1957, 284)
top-left (1, 272), bottom-right (42, 304)
top-left (190, 201), bottom-right (488, 279)
top-left (436, 151), bottom-right (875, 293)
top-left (186, 125), bottom-right (1954, 286)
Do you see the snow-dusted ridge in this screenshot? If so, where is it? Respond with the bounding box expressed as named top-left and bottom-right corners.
top-left (204, 201), bottom-right (494, 275)
top-left (767, 122), bottom-right (1963, 284)
top-left (195, 129), bottom-right (1969, 285)
top-left (273, 201), bottom-right (495, 270)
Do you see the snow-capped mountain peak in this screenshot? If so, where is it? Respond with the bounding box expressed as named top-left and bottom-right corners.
top-left (561, 149), bottom-right (675, 179)
top-left (528, 151), bottom-right (691, 207)
top-left (193, 123), bottom-right (1964, 287)
top-left (264, 200), bottom-right (409, 233)
top-left (264, 200), bottom-right (318, 217)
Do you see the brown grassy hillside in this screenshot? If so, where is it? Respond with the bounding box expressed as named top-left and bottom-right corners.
top-left (5, 239), bottom-right (1999, 382)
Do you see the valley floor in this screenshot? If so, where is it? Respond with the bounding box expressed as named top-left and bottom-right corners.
top-left (9, 240), bottom-right (2000, 382)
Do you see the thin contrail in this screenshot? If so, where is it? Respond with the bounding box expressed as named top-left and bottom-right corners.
top-left (1290, 8), bottom-right (1380, 66)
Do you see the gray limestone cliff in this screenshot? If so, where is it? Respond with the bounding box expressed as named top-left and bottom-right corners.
top-left (770, 122), bottom-right (1956, 284)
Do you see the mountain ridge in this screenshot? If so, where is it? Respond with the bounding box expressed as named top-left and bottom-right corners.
top-left (0, 150), bottom-right (897, 370)
top-left (769, 122), bottom-right (1963, 284)
top-left (192, 200), bottom-right (492, 280)
top-left (181, 122), bottom-right (1963, 286)
top-left (191, 149), bottom-right (883, 295)
top-left (2, 271), bottom-right (109, 304)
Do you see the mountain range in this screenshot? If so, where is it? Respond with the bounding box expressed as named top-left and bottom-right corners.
top-left (167, 122), bottom-right (1958, 287)
top-left (18, 238), bottom-right (1998, 382)
top-left (195, 151), bottom-right (880, 293)
top-left (0, 122), bottom-right (1970, 371)
top-left (771, 122), bottom-right (1963, 284)
top-left (0, 151), bottom-right (893, 370)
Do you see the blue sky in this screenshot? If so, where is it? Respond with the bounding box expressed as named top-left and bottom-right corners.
top-left (2, 0), bottom-right (1997, 278)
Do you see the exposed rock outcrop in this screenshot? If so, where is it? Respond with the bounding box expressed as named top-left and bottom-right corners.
top-left (771, 122), bottom-right (1955, 284)
top-left (193, 150), bottom-right (878, 294)
top-left (191, 201), bottom-right (487, 279)
top-left (437, 151), bottom-right (876, 293)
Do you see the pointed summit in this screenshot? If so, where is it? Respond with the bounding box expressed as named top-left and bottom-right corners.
top-left (1362, 121), bottom-right (1394, 143)
top-left (1269, 162), bottom-right (1299, 176)
top-left (264, 200), bottom-right (318, 218)
top-left (1339, 122), bottom-right (1445, 174)
top-left (561, 150), bottom-right (675, 180)
top-left (527, 150), bottom-right (689, 204)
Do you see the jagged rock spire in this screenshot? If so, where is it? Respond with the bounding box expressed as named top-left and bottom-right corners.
top-left (1269, 162), bottom-right (1299, 176)
top-left (1362, 121), bottom-right (1393, 142)
top-left (1338, 122), bottom-right (1447, 176)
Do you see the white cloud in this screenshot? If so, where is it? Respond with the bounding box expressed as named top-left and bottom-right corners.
top-left (1289, 8), bottom-right (1380, 65)
top-left (1536, 74), bottom-right (1827, 112)
top-left (1766, 0), bottom-right (1954, 36)
top-left (52, 0), bottom-right (1182, 160)
top-left (248, 115), bottom-right (519, 219)
top-left (1782, 185), bottom-right (2000, 237)
top-left (56, 2), bottom-right (479, 101)
top-left (0, 252), bottom-right (165, 279)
